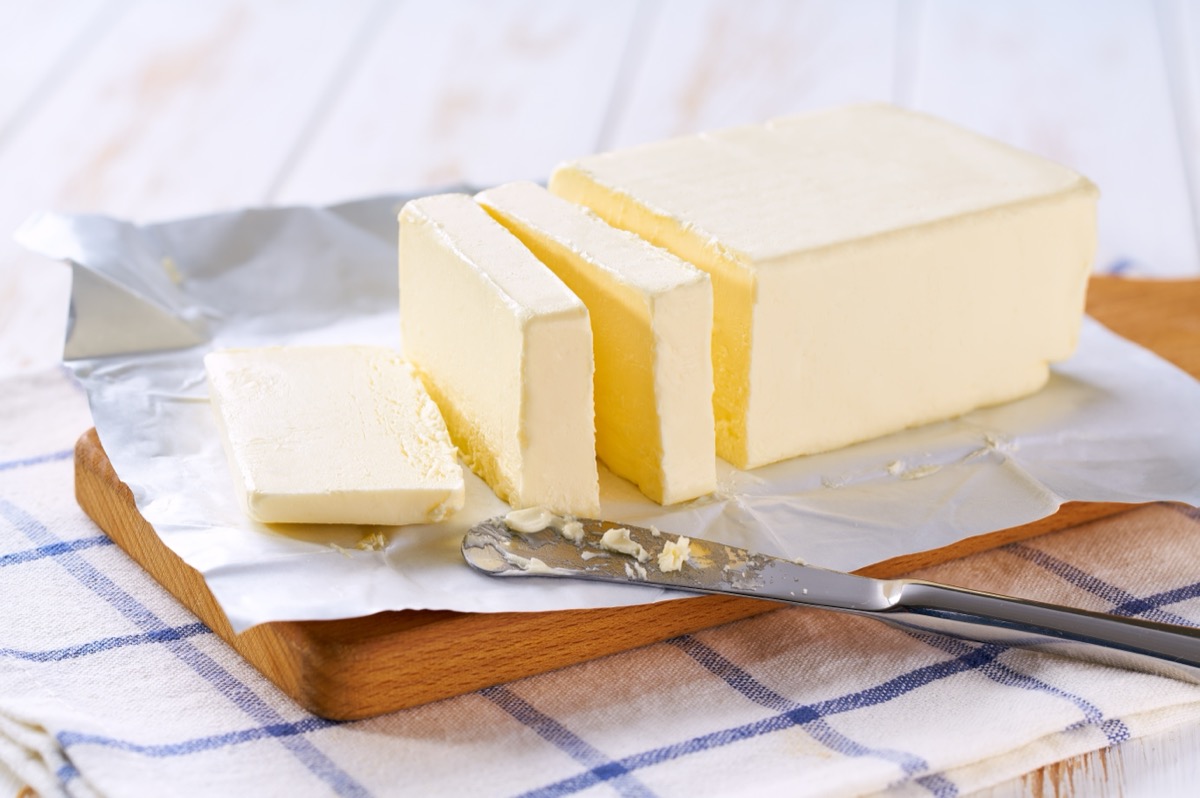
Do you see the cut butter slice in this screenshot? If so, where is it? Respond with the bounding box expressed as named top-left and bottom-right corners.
top-left (398, 193), bottom-right (600, 516)
top-left (551, 103), bottom-right (1098, 469)
top-left (205, 345), bottom-right (464, 525)
top-left (477, 181), bottom-right (715, 505)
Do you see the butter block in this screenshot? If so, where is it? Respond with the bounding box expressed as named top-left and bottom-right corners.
top-left (477, 181), bottom-right (715, 505)
top-left (551, 104), bottom-right (1098, 469)
top-left (205, 345), bottom-right (464, 525)
top-left (398, 193), bottom-right (600, 516)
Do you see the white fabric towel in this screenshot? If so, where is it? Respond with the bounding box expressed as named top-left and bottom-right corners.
top-left (3, 368), bottom-right (1199, 797)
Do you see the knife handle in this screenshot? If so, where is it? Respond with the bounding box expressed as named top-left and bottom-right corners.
top-left (876, 580), bottom-right (1200, 683)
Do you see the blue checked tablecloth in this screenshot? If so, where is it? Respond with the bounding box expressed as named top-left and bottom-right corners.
top-left (3, 366), bottom-right (1200, 797)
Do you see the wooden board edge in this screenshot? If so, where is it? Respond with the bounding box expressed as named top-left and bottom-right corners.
top-left (74, 429), bottom-right (775, 718)
top-left (73, 427), bottom-right (1133, 719)
top-left (74, 430), bottom-right (317, 704)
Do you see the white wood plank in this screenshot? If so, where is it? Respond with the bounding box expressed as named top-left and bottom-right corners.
top-left (1157, 0), bottom-right (1200, 268)
top-left (0, 0), bottom-right (118, 137)
top-left (605, 0), bottom-right (900, 149)
top-left (0, 0), bottom-right (119, 379)
top-left (0, 0), bottom-right (379, 379)
top-left (0, 253), bottom-right (72, 379)
top-left (273, 0), bottom-right (640, 204)
top-left (0, 0), bottom-right (379, 222)
top-left (909, 0), bottom-right (1198, 277)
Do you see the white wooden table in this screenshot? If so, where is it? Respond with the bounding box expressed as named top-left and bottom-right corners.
top-left (2, 1), bottom-right (1197, 794)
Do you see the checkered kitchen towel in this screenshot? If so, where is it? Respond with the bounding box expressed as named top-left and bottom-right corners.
top-left (3, 366), bottom-right (1200, 798)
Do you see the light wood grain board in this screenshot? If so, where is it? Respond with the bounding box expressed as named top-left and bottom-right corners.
top-left (0, 0), bottom-right (380, 377)
top-left (605, 0), bottom-right (899, 149)
top-left (910, 0), bottom-right (1197, 277)
top-left (1159, 0), bottom-right (1200, 262)
top-left (0, 0), bottom-right (117, 138)
top-left (274, 1), bottom-right (640, 204)
top-left (71, 276), bottom-right (1197, 720)
top-left (6, 1), bottom-right (1200, 383)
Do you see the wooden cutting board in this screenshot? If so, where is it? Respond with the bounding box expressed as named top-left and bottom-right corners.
top-left (74, 276), bottom-right (1200, 720)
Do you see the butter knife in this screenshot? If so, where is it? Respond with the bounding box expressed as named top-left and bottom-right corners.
top-left (462, 515), bottom-right (1200, 683)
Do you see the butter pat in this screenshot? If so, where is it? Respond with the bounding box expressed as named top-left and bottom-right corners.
top-left (477, 182), bottom-right (715, 505)
top-left (599, 527), bottom-right (648, 562)
top-left (205, 346), bottom-right (464, 525)
top-left (398, 194), bottom-right (600, 516)
top-left (658, 536), bottom-right (691, 572)
top-left (551, 104), bottom-right (1098, 468)
top-left (504, 506), bottom-right (556, 534)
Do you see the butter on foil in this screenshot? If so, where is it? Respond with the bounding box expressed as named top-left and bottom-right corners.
top-left (16, 193), bottom-right (1200, 632)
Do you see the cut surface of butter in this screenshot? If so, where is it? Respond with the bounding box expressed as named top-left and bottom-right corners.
top-left (398, 193), bottom-right (600, 516)
top-left (551, 104), bottom-right (1098, 468)
top-left (205, 345), bottom-right (464, 525)
top-left (477, 181), bottom-right (715, 505)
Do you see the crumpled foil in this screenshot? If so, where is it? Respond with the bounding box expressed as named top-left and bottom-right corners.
top-left (17, 192), bottom-right (1200, 632)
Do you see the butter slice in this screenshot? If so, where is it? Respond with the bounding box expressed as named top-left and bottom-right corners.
top-left (205, 345), bottom-right (464, 525)
top-left (398, 193), bottom-right (600, 516)
top-left (477, 182), bottom-right (715, 505)
top-left (551, 104), bottom-right (1098, 468)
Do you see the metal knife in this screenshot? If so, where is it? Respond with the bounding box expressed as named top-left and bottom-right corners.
top-left (462, 515), bottom-right (1200, 683)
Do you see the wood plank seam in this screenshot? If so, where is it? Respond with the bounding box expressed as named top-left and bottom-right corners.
top-left (592, 0), bottom-right (662, 153)
top-left (891, 0), bottom-right (923, 107)
top-left (1154, 0), bottom-right (1200, 267)
top-left (0, 0), bottom-right (129, 155)
top-left (262, 0), bottom-right (398, 205)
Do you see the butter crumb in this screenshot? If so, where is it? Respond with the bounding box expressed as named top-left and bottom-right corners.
top-left (887, 460), bottom-right (941, 480)
top-left (161, 256), bottom-right (183, 285)
top-left (560, 520), bottom-right (585, 543)
top-left (658, 536), bottom-right (691, 572)
top-left (356, 531), bottom-right (387, 551)
top-left (428, 496), bottom-right (458, 522)
top-left (524, 557), bottom-right (554, 574)
top-left (599, 527), bottom-right (649, 563)
top-left (505, 507), bottom-right (555, 534)
top-left (901, 464), bottom-right (941, 480)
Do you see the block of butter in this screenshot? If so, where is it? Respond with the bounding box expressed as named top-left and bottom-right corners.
top-left (205, 345), bottom-right (465, 525)
top-left (477, 181), bottom-right (716, 505)
top-left (551, 104), bottom-right (1098, 469)
top-left (398, 193), bottom-right (600, 516)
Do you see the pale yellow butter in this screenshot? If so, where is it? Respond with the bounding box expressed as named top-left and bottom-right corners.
top-left (398, 194), bottom-right (600, 516)
top-left (599, 527), bottom-right (648, 562)
top-left (551, 104), bottom-right (1098, 468)
top-left (477, 181), bottom-right (715, 505)
top-left (658, 536), bottom-right (691, 572)
top-left (205, 345), bottom-right (464, 525)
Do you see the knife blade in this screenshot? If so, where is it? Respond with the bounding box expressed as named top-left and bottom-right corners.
top-left (462, 514), bottom-right (1200, 683)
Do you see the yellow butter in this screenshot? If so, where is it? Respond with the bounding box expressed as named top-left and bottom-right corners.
top-left (477, 181), bottom-right (715, 505)
top-left (398, 194), bottom-right (600, 516)
top-left (551, 104), bottom-right (1097, 468)
top-left (205, 345), bottom-right (464, 525)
